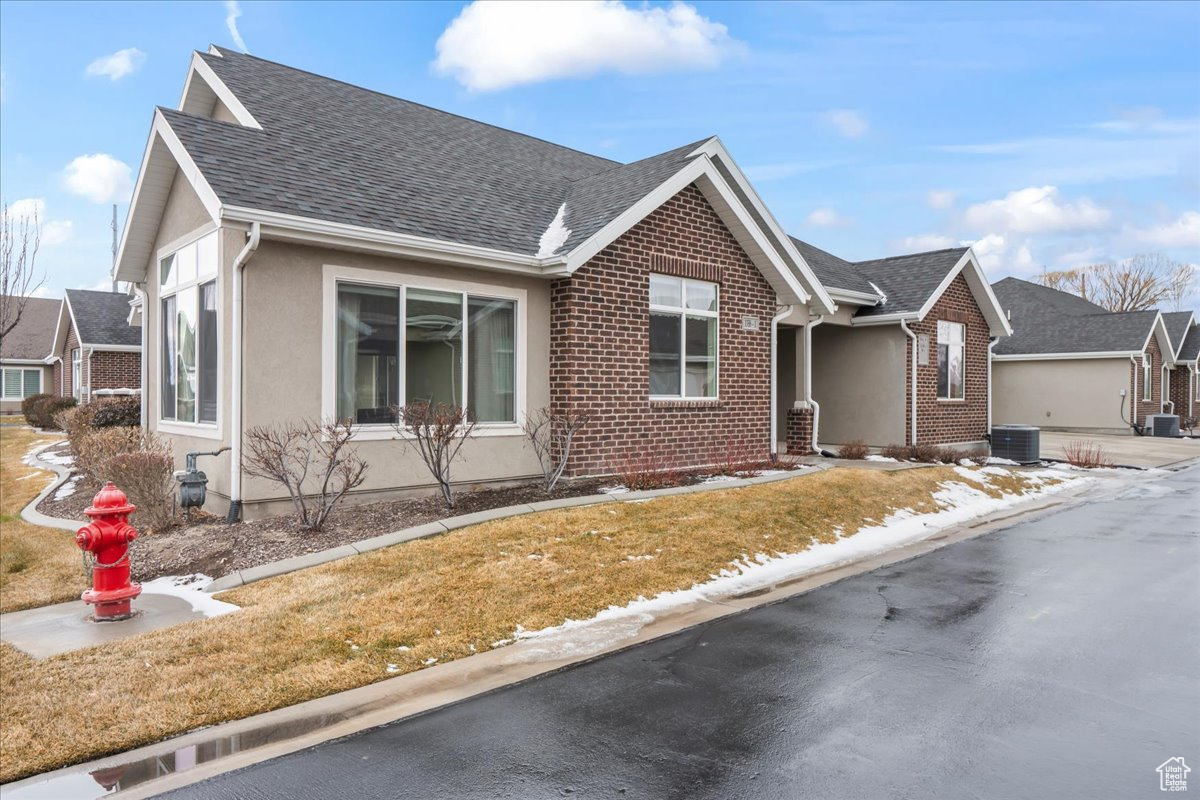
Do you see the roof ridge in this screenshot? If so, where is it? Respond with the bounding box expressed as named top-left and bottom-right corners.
top-left (852, 245), bottom-right (968, 265)
top-left (564, 137), bottom-right (711, 185)
top-left (202, 47), bottom-right (621, 169)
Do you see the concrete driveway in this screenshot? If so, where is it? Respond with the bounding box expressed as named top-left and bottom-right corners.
top-left (1038, 430), bottom-right (1200, 468)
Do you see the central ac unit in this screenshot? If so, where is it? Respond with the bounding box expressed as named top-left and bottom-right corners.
top-left (1145, 414), bottom-right (1180, 437)
top-left (991, 425), bottom-right (1040, 464)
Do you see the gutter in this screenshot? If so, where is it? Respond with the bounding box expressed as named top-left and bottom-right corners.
top-left (899, 320), bottom-right (918, 445)
top-left (228, 222), bottom-right (261, 523)
top-left (805, 313), bottom-right (824, 453)
top-left (769, 305), bottom-right (793, 458)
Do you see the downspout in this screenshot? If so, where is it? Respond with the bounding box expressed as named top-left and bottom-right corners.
top-left (228, 222), bottom-right (261, 523)
top-left (805, 313), bottom-right (824, 453)
top-left (899, 319), bottom-right (918, 445)
top-left (85, 347), bottom-right (93, 405)
top-left (769, 304), bottom-right (793, 459)
top-left (136, 284), bottom-right (148, 426)
top-left (986, 336), bottom-right (998, 435)
top-left (1126, 354), bottom-right (1144, 435)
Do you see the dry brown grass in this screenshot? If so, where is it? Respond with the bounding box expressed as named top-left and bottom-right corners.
top-left (0, 466), bottom-right (1054, 782)
top-left (0, 426), bottom-right (84, 614)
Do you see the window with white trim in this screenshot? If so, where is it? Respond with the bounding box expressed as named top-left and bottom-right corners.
top-left (1, 368), bottom-right (41, 399)
top-left (937, 321), bottom-right (965, 400)
top-left (160, 232), bottom-right (218, 424)
top-left (649, 274), bottom-right (718, 398)
top-left (71, 349), bottom-right (82, 401)
top-left (1142, 359), bottom-right (1152, 401)
top-left (335, 282), bottom-right (516, 424)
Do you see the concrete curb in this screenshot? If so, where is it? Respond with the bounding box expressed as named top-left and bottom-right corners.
top-left (204, 466), bottom-right (824, 595)
top-left (18, 440), bottom-right (80, 533)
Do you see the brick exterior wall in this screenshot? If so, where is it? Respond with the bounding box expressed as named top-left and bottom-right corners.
top-left (89, 351), bottom-right (141, 393)
top-left (1129, 334), bottom-right (1163, 426)
top-left (549, 184), bottom-right (777, 476)
top-left (785, 407), bottom-right (814, 455)
top-left (904, 273), bottom-right (990, 445)
top-left (1169, 364), bottom-right (1199, 425)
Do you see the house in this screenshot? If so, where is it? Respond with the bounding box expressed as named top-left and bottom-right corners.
top-left (0, 296), bottom-right (61, 414)
top-left (113, 47), bottom-right (1003, 519)
top-left (51, 289), bottom-right (142, 405)
top-left (1163, 311), bottom-right (1199, 424)
top-left (990, 278), bottom-right (1176, 434)
top-left (781, 240), bottom-right (1011, 451)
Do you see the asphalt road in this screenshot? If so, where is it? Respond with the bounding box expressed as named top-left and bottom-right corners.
top-left (165, 466), bottom-right (1200, 800)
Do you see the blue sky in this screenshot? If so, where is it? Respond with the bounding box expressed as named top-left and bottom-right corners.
top-left (2, 0), bottom-right (1198, 309)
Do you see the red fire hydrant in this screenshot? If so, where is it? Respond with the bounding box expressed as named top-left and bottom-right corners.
top-left (76, 482), bottom-right (142, 621)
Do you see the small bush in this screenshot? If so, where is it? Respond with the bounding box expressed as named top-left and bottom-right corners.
top-left (99, 451), bottom-right (175, 533)
top-left (1063, 440), bottom-right (1113, 469)
top-left (25, 395), bottom-right (76, 429)
top-left (706, 435), bottom-right (769, 476)
top-left (907, 443), bottom-right (943, 463)
top-left (92, 397), bottom-right (141, 428)
top-left (522, 406), bottom-right (591, 493)
top-left (391, 403), bottom-right (475, 508)
top-left (74, 425), bottom-right (153, 482)
top-left (837, 440), bottom-right (869, 460)
top-left (607, 451), bottom-right (687, 491)
top-left (20, 394), bottom-right (51, 426)
top-left (937, 447), bottom-right (973, 464)
top-left (55, 404), bottom-right (99, 452)
top-left (880, 443), bottom-right (910, 461)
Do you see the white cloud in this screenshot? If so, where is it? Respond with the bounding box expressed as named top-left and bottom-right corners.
top-left (823, 109), bottom-right (868, 139)
top-left (6, 198), bottom-right (73, 246)
top-left (226, 0), bottom-right (249, 52)
top-left (969, 233), bottom-right (1038, 275)
top-left (85, 48), bottom-right (146, 81)
top-left (30, 286), bottom-right (55, 299)
top-left (804, 207), bottom-right (851, 229)
top-left (1128, 211), bottom-right (1200, 248)
top-left (926, 190), bottom-right (956, 210)
top-left (433, 0), bottom-right (739, 91)
top-left (63, 154), bottom-right (132, 204)
top-left (897, 233), bottom-right (956, 252)
top-left (963, 185), bottom-right (1110, 235)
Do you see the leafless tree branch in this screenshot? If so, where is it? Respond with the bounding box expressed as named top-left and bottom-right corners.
top-left (0, 201), bottom-right (46, 343)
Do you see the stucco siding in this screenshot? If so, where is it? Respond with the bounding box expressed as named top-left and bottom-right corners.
top-left (993, 358), bottom-right (1131, 433)
top-left (811, 323), bottom-right (906, 446)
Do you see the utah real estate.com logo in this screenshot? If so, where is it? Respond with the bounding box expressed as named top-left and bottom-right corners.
top-left (1157, 757), bottom-right (1190, 792)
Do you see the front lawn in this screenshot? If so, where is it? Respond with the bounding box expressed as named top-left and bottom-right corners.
top-left (1, 465), bottom-right (1057, 782)
top-left (0, 426), bottom-right (84, 613)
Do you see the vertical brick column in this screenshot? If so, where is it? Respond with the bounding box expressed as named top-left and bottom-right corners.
top-left (785, 407), bottom-right (813, 454)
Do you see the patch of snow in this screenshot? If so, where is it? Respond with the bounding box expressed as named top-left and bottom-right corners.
top-left (394, 645), bottom-right (411, 652)
top-left (16, 471), bottom-right (42, 481)
top-left (40, 451), bottom-right (76, 467)
top-left (536, 203), bottom-right (572, 258)
top-left (386, 664), bottom-right (400, 674)
top-left (599, 485), bottom-right (629, 495)
top-left (626, 554), bottom-right (654, 561)
top-left (699, 475), bottom-right (738, 485)
top-left (985, 456), bottom-right (1019, 466)
top-left (53, 475), bottom-right (80, 501)
top-left (140, 574), bottom-right (239, 618)
top-left (502, 468), bottom-right (1092, 661)
top-left (865, 455), bottom-right (898, 463)
top-left (423, 657), bottom-right (438, 666)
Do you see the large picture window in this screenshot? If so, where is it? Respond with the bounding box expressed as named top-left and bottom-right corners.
top-left (336, 282), bottom-right (516, 425)
top-left (160, 231), bottom-right (218, 424)
top-left (1, 368), bottom-right (41, 399)
top-left (1142, 360), bottom-right (1152, 401)
top-left (937, 320), bottom-right (965, 400)
top-left (649, 274), bottom-right (718, 398)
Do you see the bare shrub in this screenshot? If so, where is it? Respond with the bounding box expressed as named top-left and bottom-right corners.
top-left (1182, 415), bottom-right (1197, 436)
top-left (1063, 440), bottom-right (1113, 469)
top-left (55, 403), bottom-right (98, 452)
top-left (391, 402), bottom-right (476, 508)
top-left (243, 418), bottom-right (368, 531)
top-left (20, 393), bottom-right (50, 426)
top-left (72, 424), bottom-right (147, 480)
top-left (521, 406), bottom-right (591, 493)
top-left (880, 443), bottom-right (910, 461)
top-left (101, 451), bottom-right (175, 533)
top-left (91, 397), bottom-right (141, 428)
top-left (706, 434), bottom-right (769, 476)
top-left (607, 450), bottom-right (687, 491)
top-left (907, 443), bottom-right (943, 463)
top-left (837, 440), bottom-right (869, 460)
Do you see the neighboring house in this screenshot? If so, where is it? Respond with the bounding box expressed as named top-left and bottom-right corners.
top-left (1163, 311), bottom-right (1199, 424)
top-left (51, 289), bottom-right (142, 406)
top-left (113, 48), bottom-right (1008, 519)
top-left (0, 296), bottom-right (61, 414)
top-left (990, 278), bottom-right (1176, 433)
top-left (783, 240), bottom-right (1011, 451)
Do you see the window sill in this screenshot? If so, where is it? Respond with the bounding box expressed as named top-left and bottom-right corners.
top-left (936, 398), bottom-right (966, 403)
top-left (157, 420), bottom-right (222, 440)
top-left (347, 423), bottom-right (525, 441)
top-left (649, 397), bottom-right (722, 409)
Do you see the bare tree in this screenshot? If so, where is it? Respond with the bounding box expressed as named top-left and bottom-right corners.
top-left (391, 402), bottom-right (477, 507)
top-left (243, 418), bottom-right (368, 531)
top-left (1037, 253), bottom-right (1196, 312)
top-left (522, 406), bottom-right (591, 493)
top-left (0, 201), bottom-right (46, 342)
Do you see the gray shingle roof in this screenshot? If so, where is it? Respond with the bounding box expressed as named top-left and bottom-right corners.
top-left (1162, 311), bottom-right (1195, 357)
top-left (1179, 324), bottom-right (1200, 361)
top-left (788, 239), bottom-right (968, 317)
top-left (164, 48), bottom-right (712, 258)
top-left (991, 278), bottom-right (1158, 355)
top-left (65, 289), bottom-right (141, 348)
top-left (0, 296), bottom-right (61, 360)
